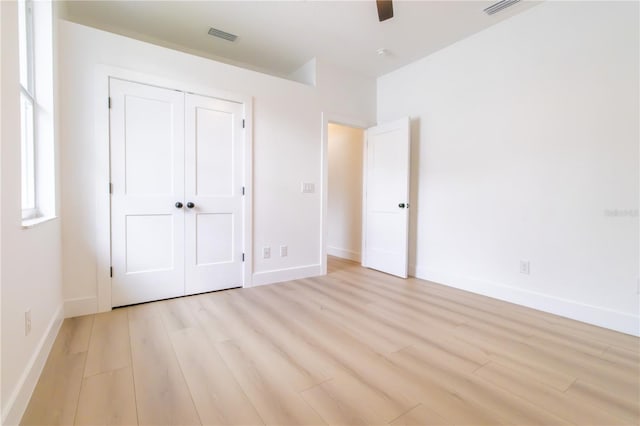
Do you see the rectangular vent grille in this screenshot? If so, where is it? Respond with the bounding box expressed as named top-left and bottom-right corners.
top-left (484, 0), bottom-right (521, 15)
top-left (208, 27), bottom-right (238, 42)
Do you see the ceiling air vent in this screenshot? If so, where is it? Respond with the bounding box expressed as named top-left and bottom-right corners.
top-left (208, 27), bottom-right (238, 42)
top-left (483, 0), bottom-right (521, 15)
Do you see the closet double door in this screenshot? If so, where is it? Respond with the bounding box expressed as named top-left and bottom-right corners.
top-left (110, 78), bottom-right (245, 307)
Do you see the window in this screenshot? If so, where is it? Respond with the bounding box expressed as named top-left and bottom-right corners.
top-left (18, 0), bottom-right (55, 224)
top-left (20, 93), bottom-right (36, 213)
top-left (18, 0), bottom-right (37, 219)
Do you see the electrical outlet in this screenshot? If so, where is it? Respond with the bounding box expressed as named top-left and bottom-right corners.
top-left (280, 245), bottom-right (288, 257)
top-left (301, 182), bottom-right (315, 193)
top-left (25, 309), bottom-right (32, 336)
top-left (263, 247), bottom-right (271, 259)
top-left (519, 260), bottom-right (530, 275)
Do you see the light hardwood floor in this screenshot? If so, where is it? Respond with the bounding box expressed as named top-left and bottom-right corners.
top-left (22, 257), bottom-right (640, 425)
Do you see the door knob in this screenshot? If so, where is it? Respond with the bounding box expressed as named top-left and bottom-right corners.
top-left (186, 202), bottom-right (195, 209)
top-left (175, 202), bottom-right (183, 208)
top-left (398, 203), bottom-right (406, 208)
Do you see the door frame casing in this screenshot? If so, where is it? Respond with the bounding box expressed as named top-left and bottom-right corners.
top-left (320, 112), bottom-right (372, 275)
top-left (95, 65), bottom-right (253, 312)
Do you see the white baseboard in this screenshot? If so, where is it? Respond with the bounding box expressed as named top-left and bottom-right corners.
top-left (251, 264), bottom-right (323, 287)
top-left (2, 304), bottom-right (64, 426)
top-left (64, 296), bottom-right (98, 318)
top-left (415, 266), bottom-right (640, 337)
top-left (327, 246), bottom-right (361, 262)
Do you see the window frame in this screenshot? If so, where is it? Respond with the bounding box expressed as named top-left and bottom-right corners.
top-left (18, 0), bottom-right (39, 220)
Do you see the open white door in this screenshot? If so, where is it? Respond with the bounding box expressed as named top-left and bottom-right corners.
top-left (362, 117), bottom-right (410, 278)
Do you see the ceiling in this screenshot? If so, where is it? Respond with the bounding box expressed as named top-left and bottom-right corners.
top-left (59, 1), bottom-right (541, 80)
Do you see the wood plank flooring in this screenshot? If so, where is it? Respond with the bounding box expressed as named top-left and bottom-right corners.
top-left (22, 257), bottom-right (640, 425)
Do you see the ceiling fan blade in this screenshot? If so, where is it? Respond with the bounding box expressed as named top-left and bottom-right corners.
top-left (376, 0), bottom-right (394, 22)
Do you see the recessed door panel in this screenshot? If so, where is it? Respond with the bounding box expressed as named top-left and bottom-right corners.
top-left (125, 96), bottom-right (175, 195)
top-left (370, 131), bottom-right (405, 211)
top-left (125, 215), bottom-right (174, 273)
top-left (195, 107), bottom-right (234, 197)
top-left (196, 213), bottom-right (234, 265)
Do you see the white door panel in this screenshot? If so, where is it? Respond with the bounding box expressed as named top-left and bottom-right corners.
top-left (195, 107), bottom-right (235, 197)
top-left (363, 117), bottom-right (410, 278)
top-left (184, 94), bottom-right (244, 295)
top-left (125, 214), bottom-right (175, 273)
top-left (123, 96), bottom-right (176, 195)
top-left (195, 213), bottom-right (234, 265)
top-left (110, 78), bottom-right (185, 306)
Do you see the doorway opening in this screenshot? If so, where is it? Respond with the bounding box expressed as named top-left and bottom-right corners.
top-left (327, 123), bottom-right (365, 264)
top-left (321, 116), bottom-right (411, 278)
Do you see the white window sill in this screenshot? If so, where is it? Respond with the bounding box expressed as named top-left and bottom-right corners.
top-left (22, 215), bottom-right (58, 229)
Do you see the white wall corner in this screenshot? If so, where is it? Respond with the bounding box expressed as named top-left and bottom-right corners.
top-left (1, 304), bottom-right (64, 426)
top-left (414, 266), bottom-right (640, 337)
top-left (287, 57), bottom-right (317, 87)
top-left (64, 296), bottom-right (98, 318)
top-left (408, 263), bottom-right (417, 277)
top-left (251, 264), bottom-right (323, 287)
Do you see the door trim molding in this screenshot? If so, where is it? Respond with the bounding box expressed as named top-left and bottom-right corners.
top-left (320, 113), bottom-right (372, 276)
top-left (94, 65), bottom-right (253, 312)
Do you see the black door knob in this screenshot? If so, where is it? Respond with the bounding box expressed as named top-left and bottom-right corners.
top-left (186, 202), bottom-right (195, 209)
top-left (175, 202), bottom-right (183, 208)
top-left (398, 203), bottom-right (406, 208)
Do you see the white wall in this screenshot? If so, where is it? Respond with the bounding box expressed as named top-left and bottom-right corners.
top-left (1, 2), bottom-right (64, 424)
top-left (327, 124), bottom-right (364, 261)
top-left (0, 0), bottom-right (3, 419)
top-left (377, 1), bottom-right (640, 335)
top-left (57, 20), bottom-right (376, 312)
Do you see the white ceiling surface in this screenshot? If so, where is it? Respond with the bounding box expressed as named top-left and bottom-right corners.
top-left (60, 1), bottom-right (541, 79)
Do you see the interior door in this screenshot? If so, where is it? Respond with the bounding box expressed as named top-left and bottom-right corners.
top-left (362, 117), bottom-right (411, 278)
top-left (110, 78), bottom-right (185, 306)
top-left (184, 93), bottom-right (244, 295)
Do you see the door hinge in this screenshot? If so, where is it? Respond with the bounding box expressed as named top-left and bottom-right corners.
top-left (109, 182), bottom-right (113, 194)
top-left (242, 186), bottom-right (245, 196)
top-left (108, 97), bottom-right (112, 109)
top-left (242, 119), bottom-right (245, 129)
top-left (242, 253), bottom-right (245, 262)
top-left (110, 267), bottom-right (113, 277)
